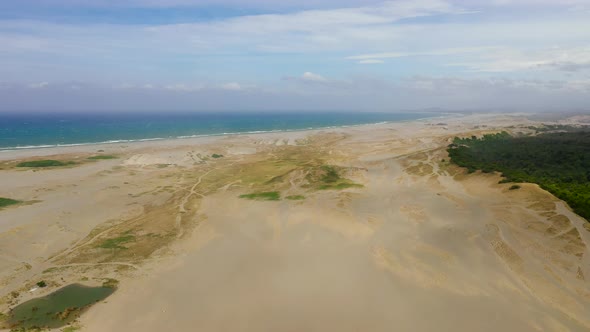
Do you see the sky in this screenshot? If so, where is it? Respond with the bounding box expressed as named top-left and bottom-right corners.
top-left (0, 0), bottom-right (589, 112)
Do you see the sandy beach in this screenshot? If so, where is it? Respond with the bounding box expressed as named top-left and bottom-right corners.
top-left (1, 113), bottom-right (589, 332)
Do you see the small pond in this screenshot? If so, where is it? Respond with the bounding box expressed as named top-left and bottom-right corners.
top-left (6, 283), bottom-right (115, 329)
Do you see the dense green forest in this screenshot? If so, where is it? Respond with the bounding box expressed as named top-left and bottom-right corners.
top-left (447, 130), bottom-right (590, 221)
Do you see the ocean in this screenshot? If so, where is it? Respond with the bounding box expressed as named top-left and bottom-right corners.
top-left (0, 112), bottom-right (436, 150)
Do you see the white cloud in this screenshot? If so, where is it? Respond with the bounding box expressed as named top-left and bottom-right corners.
top-left (28, 82), bottom-right (49, 89)
top-left (221, 82), bottom-right (242, 90)
top-left (1, 0), bottom-right (590, 104)
top-left (448, 46), bottom-right (590, 72)
top-left (0, 0), bottom-right (388, 9)
top-left (3, 76), bottom-right (589, 112)
top-left (115, 83), bottom-right (155, 90)
top-left (347, 45), bottom-right (590, 73)
top-left (6, 0), bottom-right (590, 9)
top-left (114, 83), bottom-right (136, 89)
top-left (0, 0), bottom-right (472, 58)
top-left (485, 0), bottom-right (590, 6)
top-left (113, 82), bottom-right (250, 92)
top-left (347, 46), bottom-right (499, 60)
top-left (164, 83), bottom-right (204, 91)
top-left (358, 59), bottom-right (384, 64)
top-left (301, 72), bottom-right (328, 82)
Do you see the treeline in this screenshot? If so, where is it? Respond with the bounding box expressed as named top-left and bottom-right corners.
top-left (448, 131), bottom-right (590, 221)
top-left (526, 124), bottom-right (590, 134)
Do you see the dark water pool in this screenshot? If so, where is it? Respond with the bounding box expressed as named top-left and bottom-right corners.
top-left (6, 283), bottom-right (115, 329)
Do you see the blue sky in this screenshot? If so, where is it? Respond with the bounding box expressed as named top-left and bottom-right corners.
top-left (1, 0), bottom-right (589, 111)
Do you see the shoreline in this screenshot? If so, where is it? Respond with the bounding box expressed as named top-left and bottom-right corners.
top-left (0, 112), bottom-right (451, 153)
top-left (0, 113), bottom-right (454, 160)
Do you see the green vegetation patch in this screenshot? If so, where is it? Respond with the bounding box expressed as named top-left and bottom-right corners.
top-left (306, 165), bottom-right (363, 191)
top-left (6, 284), bottom-right (115, 329)
top-left (285, 195), bottom-right (305, 200)
top-left (0, 197), bottom-right (21, 208)
top-left (101, 278), bottom-right (119, 289)
top-left (42, 267), bottom-right (59, 274)
top-left (318, 182), bottom-right (363, 190)
top-left (320, 165), bottom-right (340, 183)
top-left (448, 131), bottom-right (590, 221)
top-left (509, 185), bottom-right (521, 190)
top-left (239, 191), bottom-right (281, 201)
top-left (16, 160), bottom-right (75, 168)
top-left (87, 155), bottom-right (117, 160)
top-left (97, 235), bottom-right (135, 249)
top-left (211, 154), bottom-right (224, 159)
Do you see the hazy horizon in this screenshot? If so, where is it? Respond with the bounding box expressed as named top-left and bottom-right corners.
top-left (1, 0), bottom-right (589, 112)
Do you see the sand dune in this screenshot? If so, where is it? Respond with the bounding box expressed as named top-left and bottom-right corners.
top-left (0, 114), bottom-right (589, 331)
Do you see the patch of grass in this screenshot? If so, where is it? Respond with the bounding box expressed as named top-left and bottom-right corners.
top-left (16, 160), bottom-right (75, 168)
top-left (305, 165), bottom-right (363, 191)
top-left (239, 191), bottom-right (281, 201)
top-left (42, 267), bottom-right (58, 274)
top-left (62, 326), bottom-right (80, 332)
top-left (0, 312), bottom-right (8, 330)
top-left (509, 184), bottom-right (521, 190)
top-left (102, 278), bottom-right (119, 289)
top-left (0, 197), bottom-right (21, 208)
top-left (87, 155), bottom-right (117, 160)
top-left (285, 195), bottom-right (305, 200)
top-left (97, 235), bottom-right (135, 249)
top-left (211, 154), bottom-right (224, 158)
top-left (318, 182), bottom-right (363, 190)
top-left (36, 281), bottom-right (47, 288)
top-left (320, 165), bottom-right (340, 183)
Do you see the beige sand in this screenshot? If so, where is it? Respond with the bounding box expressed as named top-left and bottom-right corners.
top-left (0, 113), bottom-right (589, 331)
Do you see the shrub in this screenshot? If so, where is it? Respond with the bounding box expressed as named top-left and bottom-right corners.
top-left (285, 195), bottom-right (305, 200)
top-left (16, 160), bottom-right (74, 168)
top-left (98, 235), bottom-right (135, 249)
top-left (239, 192), bottom-right (281, 201)
top-left (0, 197), bottom-right (21, 208)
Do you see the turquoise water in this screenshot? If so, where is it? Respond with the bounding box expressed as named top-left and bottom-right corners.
top-left (0, 112), bottom-right (436, 150)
